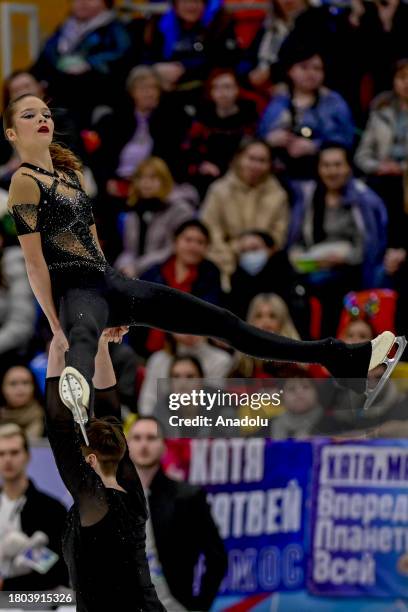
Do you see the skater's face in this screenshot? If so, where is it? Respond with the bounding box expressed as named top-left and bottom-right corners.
top-left (128, 420), bottom-right (164, 468)
top-left (0, 434), bottom-right (29, 482)
top-left (318, 148), bottom-right (351, 192)
top-left (175, 227), bottom-right (208, 265)
top-left (342, 319), bottom-right (374, 343)
top-left (71, 0), bottom-right (107, 21)
top-left (137, 169), bottom-right (163, 199)
top-left (5, 96), bottom-right (54, 152)
top-left (131, 77), bottom-right (161, 113)
top-left (237, 143), bottom-right (271, 186)
top-left (288, 55), bottom-right (324, 93)
top-left (175, 0), bottom-right (206, 25)
top-left (394, 65), bottom-right (408, 101)
top-left (210, 73), bottom-right (239, 110)
top-left (251, 303), bottom-right (281, 333)
top-left (7, 73), bottom-right (43, 103)
top-left (282, 379), bottom-right (317, 415)
top-left (2, 367), bottom-right (35, 409)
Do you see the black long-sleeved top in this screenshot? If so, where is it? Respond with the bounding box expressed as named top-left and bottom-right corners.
top-left (44, 378), bottom-right (165, 612)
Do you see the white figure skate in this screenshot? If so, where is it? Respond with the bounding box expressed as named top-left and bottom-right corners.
top-left (59, 366), bottom-right (90, 445)
top-left (363, 333), bottom-right (407, 411)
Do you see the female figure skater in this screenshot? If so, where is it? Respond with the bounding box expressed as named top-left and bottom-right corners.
top-left (3, 94), bottom-right (403, 436)
top-left (46, 325), bottom-right (166, 611)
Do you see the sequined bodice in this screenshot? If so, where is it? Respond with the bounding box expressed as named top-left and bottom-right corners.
top-left (9, 166), bottom-right (107, 275)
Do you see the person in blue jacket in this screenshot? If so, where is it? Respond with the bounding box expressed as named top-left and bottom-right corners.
top-left (287, 143), bottom-right (388, 335)
top-left (258, 44), bottom-right (355, 180)
top-left (31, 0), bottom-right (131, 129)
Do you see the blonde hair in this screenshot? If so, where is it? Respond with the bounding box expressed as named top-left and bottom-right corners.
top-left (230, 293), bottom-right (300, 377)
top-left (0, 423), bottom-right (29, 452)
top-left (126, 65), bottom-right (162, 94)
top-left (128, 157), bottom-right (174, 207)
top-left (247, 293), bottom-right (300, 339)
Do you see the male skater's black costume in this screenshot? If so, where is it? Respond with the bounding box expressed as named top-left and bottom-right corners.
top-left (44, 378), bottom-right (165, 612)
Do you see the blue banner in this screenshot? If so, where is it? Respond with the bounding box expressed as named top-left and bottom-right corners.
top-left (308, 440), bottom-right (408, 597)
top-left (27, 438), bottom-right (408, 608)
top-left (187, 438), bottom-right (313, 595)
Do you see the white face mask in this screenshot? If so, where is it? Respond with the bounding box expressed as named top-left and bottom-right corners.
top-left (239, 250), bottom-right (269, 275)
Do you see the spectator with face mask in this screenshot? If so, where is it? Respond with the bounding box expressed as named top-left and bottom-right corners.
top-left (127, 416), bottom-right (227, 610)
top-left (0, 424), bottom-right (68, 592)
top-left (227, 230), bottom-right (305, 326)
top-left (200, 138), bottom-right (289, 288)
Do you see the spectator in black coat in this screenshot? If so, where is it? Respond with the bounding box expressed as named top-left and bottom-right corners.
top-left (91, 66), bottom-right (190, 189)
top-left (0, 424), bottom-right (68, 592)
top-left (141, 220), bottom-right (222, 305)
top-left (127, 416), bottom-right (227, 611)
top-left (140, 220), bottom-right (221, 353)
top-left (227, 230), bottom-right (310, 336)
top-left (182, 68), bottom-right (258, 195)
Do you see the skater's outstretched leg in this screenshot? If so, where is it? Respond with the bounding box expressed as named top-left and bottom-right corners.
top-left (105, 273), bottom-right (396, 391)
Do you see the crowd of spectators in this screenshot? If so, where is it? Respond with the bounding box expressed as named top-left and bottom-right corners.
top-left (2, 0), bottom-right (408, 603)
top-left (1, 0), bottom-right (408, 436)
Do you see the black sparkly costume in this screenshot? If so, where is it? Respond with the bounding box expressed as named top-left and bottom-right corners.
top-left (9, 163), bottom-right (372, 391)
top-left (45, 378), bottom-right (165, 612)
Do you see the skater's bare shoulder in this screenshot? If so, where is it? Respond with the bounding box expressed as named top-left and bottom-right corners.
top-left (7, 168), bottom-right (41, 211)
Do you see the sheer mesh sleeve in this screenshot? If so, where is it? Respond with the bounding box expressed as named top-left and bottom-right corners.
top-left (7, 173), bottom-right (41, 235)
top-left (45, 378), bottom-right (109, 527)
top-left (94, 385), bottom-right (148, 519)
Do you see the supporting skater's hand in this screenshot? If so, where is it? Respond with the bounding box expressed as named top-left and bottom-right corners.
top-left (101, 326), bottom-right (129, 344)
top-left (52, 328), bottom-right (69, 353)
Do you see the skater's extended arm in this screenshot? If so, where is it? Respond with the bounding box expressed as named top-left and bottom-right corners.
top-left (45, 339), bottom-right (109, 526)
top-left (8, 172), bottom-right (62, 335)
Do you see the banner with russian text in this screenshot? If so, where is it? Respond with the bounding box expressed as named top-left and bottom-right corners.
top-left (308, 440), bottom-right (408, 597)
top-left (166, 438), bottom-right (313, 596)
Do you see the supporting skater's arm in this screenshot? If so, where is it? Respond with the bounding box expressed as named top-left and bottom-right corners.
top-left (93, 326), bottom-right (130, 418)
top-left (45, 340), bottom-right (109, 525)
top-left (92, 332), bottom-right (147, 514)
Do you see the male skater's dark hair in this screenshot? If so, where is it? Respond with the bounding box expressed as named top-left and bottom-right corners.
top-left (82, 417), bottom-right (126, 475)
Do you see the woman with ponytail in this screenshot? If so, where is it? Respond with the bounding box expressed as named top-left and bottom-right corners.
top-left (3, 94), bottom-right (401, 433)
